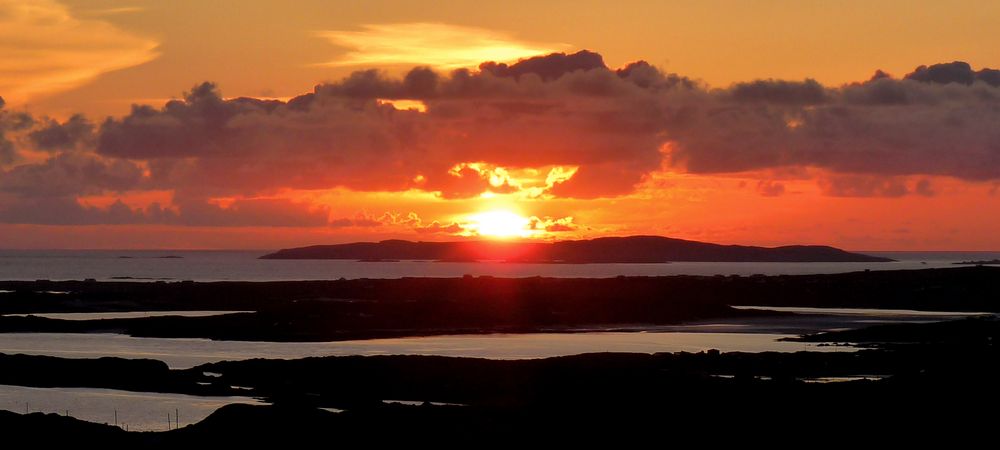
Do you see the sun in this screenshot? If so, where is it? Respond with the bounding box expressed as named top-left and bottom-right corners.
top-left (466, 210), bottom-right (533, 238)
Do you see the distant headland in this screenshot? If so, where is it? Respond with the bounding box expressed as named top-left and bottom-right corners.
top-left (260, 236), bottom-right (893, 263)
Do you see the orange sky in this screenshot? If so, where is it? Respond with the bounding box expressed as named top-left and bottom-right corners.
top-left (0, 0), bottom-right (998, 250)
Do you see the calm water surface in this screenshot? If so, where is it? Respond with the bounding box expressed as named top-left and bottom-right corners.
top-left (0, 331), bottom-right (848, 369)
top-left (0, 307), bottom-right (980, 369)
top-left (0, 384), bottom-right (261, 432)
top-left (1, 250), bottom-right (997, 281)
top-left (2, 311), bottom-right (251, 320)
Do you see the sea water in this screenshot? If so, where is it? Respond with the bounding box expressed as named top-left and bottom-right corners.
top-left (0, 250), bottom-right (996, 282)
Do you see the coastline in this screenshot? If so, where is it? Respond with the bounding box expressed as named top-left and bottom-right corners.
top-left (1, 315), bottom-right (997, 443)
top-left (0, 267), bottom-right (997, 342)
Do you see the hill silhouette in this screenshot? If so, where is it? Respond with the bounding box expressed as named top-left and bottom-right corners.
top-left (261, 235), bottom-right (891, 263)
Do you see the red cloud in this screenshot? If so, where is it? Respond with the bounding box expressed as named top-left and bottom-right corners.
top-left (2, 53), bottom-right (1000, 226)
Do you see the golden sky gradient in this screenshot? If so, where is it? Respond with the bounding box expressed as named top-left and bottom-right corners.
top-left (1, 0), bottom-right (999, 249)
top-left (10, 0), bottom-right (998, 116)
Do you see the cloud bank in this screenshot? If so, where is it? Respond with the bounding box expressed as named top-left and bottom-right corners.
top-left (2, 51), bottom-right (999, 227)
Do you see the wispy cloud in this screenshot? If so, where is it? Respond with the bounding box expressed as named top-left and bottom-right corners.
top-left (82, 6), bottom-right (145, 16)
top-left (0, 0), bottom-right (159, 103)
top-left (315, 23), bottom-right (565, 69)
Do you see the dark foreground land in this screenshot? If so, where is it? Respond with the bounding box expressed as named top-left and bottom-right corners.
top-left (1, 267), bottom-right (997, 444)
top-left (0, 316), bottom-right (998, 445)
top-left (0, 267), bottom-right (996, 341)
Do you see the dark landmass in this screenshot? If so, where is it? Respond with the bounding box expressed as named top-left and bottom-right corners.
top-left (109, 276), bottom-right (174, 280)
top-left (260, 235), bottom-right (893, 262)
top-left (0, 411), bottom-right (128, 443)
top-left (190, 324), bottom-right (1000, 411)
top-left (0, 304), bottom-right (759, 342)
top-left (955, 258), bottom-right (1000, 265)
top-left (0, 353), bottom-right (235, 396)
top-left (0, 270), bottom-right (995, 443)
top-left (0, 316), bottom-right (997, 444)
top-left (0, 267), bottom-right (996, 341)
top-left (792, 316), bottom-right (1000, 344)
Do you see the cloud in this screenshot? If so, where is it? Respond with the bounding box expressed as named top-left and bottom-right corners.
top-left (171, 197), bottom-right (331, 227)
top-left (0, 139), bottom-right (12, 166)
top-left (94, 53), bottom-right (678, 199)
top-left (903, 61), bottom-right (1000, 87)
top-left (329, 211), bottom-right (392, 228)
top-left (427, 162), bottom-right (576, 199)
top-left (913, 179), bottom-right (935, 197)
top-left (479, 50), bottom-right (606, 81)
top-left (756, 180), bottom-right (786, 197)
top-left (0, 0), bottom-right (159, 103)
top-left (414, 220), bottom-right (464, 234)
top-left (315, 23), bottom-right (563, 69)
top-left (375, 211), bottom-right (463, 235)
top-left (0, 195), bottom-right (331, 227)
top-left (28, 114), bottom-right (94, 151)
top-left (0, 98), bottom-right (34, 165)
top-left (81, 6), bottom-right (145, 16)
top-left (0, 105), bottom-right (19, 165)
top-left (0, 196), bottom-right (149, 225)
top-left (730, 79), bottom-right (829, 105)
top-left (817, 175), bottom-right (937, 198)
top-left (0, 152), bottom-right (143, 198)
top-left (529, 216), bottom-right (577, 232)
top-left (2, 52), bottom-right (1000, 226)
top-left (665, 64), bottom-right (1000, 182)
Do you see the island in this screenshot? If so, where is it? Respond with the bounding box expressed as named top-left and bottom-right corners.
top-left (260, 235), bottom-right (893, 263)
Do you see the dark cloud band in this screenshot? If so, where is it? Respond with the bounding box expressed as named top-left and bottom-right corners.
top-left (1, 52), bottom-right (999, 226)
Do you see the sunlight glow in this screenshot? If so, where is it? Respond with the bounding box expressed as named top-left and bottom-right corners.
top-left (315, 23), bottom-right (564, 69)
top-left (465, 210), bottom-right (533, 238)
top-left (446, 162), bottom-right (580, 199)
top-left (378, 99), bottom-right (427, 112)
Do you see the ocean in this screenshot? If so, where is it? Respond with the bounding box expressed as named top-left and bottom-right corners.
top-left (1, 249), bottom-right (997, 282)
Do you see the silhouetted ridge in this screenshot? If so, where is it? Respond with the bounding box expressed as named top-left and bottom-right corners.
top-left (260, 235), bottom-right (891, 262)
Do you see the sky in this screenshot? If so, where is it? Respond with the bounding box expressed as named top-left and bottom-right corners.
top-left (1, 0), bottom-right (999, 250)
